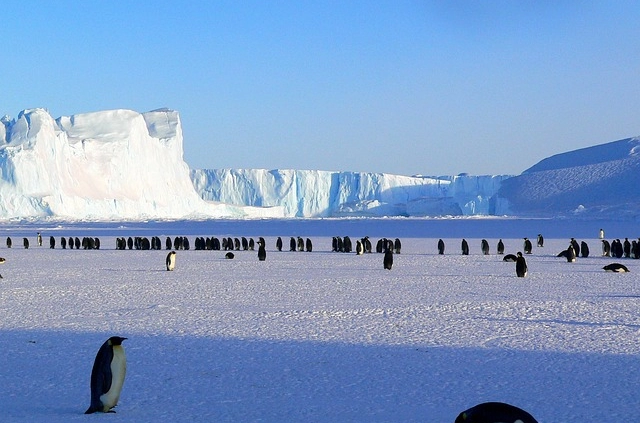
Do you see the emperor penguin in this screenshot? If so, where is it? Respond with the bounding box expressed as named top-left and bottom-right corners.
top-left (461, 239), bottom-right (469, 255)
top-left (496, 239), bottom-right (504, 255)
top-left (455, 401), bottom-right (538, 423)
top-left (515, 252), bottom-right (528, 277)
top-left (166, 251), bottom-right (176, 271)
top-left (383, 248), bottom-right (393, 270)
top-left (37, 232), bottom-right (42, 246)
top-left (599, 228), bottom-right (605, 239)
top-left (480, 239), bottom-right (490, 255)
top-left (85, 336), bottom-right (127, 414)
top-left (0, 256), bottom-right (5, 278)
top-left (258, 244), bottom-right (266, 261)
top-left (523, 238), bottom-right (532, 254)
top-left (437, 239), bottom-right (445, 255)
top-left (603, 263), bottom-right (630, 273)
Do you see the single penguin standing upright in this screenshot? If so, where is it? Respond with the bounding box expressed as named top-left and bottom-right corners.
top-left (461, 239), bottom-right (469, 255)
top-left (480, 239), bottom-right (490, 255)
top-left (258, 243), bottom-right (266, 261)
top-left (37, 232), bottom-right (42, 247)
top-left (85, 336), bottom-right (127, 414)
top-left (523, 238), bottom-right (532, 254)
top-left (515, 252), bottom-right (528, 277)
top-left (23, 238), bottom-right (29, 249)
top-left (275, 237), bottom-right (283, 252)
top-left (602, 239), bottom-right (611, 256)
top-left (497, 239), bottom-right (505, 255)
top-left (599, 228), bottom-right (605, 239)
top-left (166, 251), bottom-right (176, 271)
top-left (537, 233), bottom-right (544, 247)
top-left (437, 239), bottom-right (445, 255)
top-left (455, 401), bottom-right (538, 423)
top-left (383, 248), bottom-right (393, 270)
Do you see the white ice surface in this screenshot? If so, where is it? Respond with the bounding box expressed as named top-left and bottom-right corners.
top-left (0, 218), bottom-right (638, 422)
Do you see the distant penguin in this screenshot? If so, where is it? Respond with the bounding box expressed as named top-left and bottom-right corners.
top-left (258, 244), bottom-right (266, 261)
top-left (23, 238), bottom-right (29, 249)
top-left (481, 239), bottom-right (490, 255)
top-left (49, 236), bottom-right (55, 249)
top-left (276, 237), bottom-right (283, 251)
top-left (602, 239), bottom-right (611, 257)
top-left (515, 252), bottom-right (528, 277)
top-left (70, 237), bottom-right (75, 249)
top-left (289, 237), bottom-right (296, 251)
top-left (6, 237), bottom-right (11, 248)
top-left (166, 251), bottom-right (176, 271)
top-left (623, 238), bottom-right (631, 258)
top-left (496, 239), bottom-right (504, 255)
top-left (599, 228), bottom-right (605, 239)
top-left (60, 236), bottom-right (67, 249)
top-left (437, 239), bottom-right (445, 255)
top-left (523, 238), bottom-right (532, 254)
top-left (580, 241), bottom-right (590, 258)
top-left (503, 253), bottom-right (518, 262)
top-left (455, 401), bottom-right (538, 423)
top-left (306, 238), bottom-right (313, 252)
top-left (0, 256), bottom-right (5, 278)
top-left (225, 252), bottom-right (235, 259)
top-left (537, 233), bottom-right (544, 247)
top-left (394, 238), bottom-right (402, 254)
top-left (383, 249), bottom-right (393, 270)
top-left (461, 239), bottom-right (469, 255)
top-left (85, 336), bottom-right (127, 414)
top-left (603, 263), bottom-right (630, 273)
top-left (37, 232), bottom-right (42, 247)
top-left (560, 245), bottom-right (576, 262)
top-left (356, 240), bottom-right (364, 255)
top-left (570, 238), bottom-right (580, 257)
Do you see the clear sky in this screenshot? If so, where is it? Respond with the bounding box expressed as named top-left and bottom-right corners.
top-left (3, 1), bottom-right (639, 176)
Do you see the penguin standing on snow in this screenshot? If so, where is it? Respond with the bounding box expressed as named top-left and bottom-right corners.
top-left (515, 252), bottom-right (528, 277)
top-left (37, 232), bottom-right (42, 247)
top-left (0, 257), bottom-right (5, 278)
top-left (437, 239), bottom-right (445, 255)
top-left (258, 243), bottom-right (266, 261)
top-left (497, 239), bottom-right (504, 255)
top-left (85, 336), bottom-right (127, 414)
top-left (537, 233), bottom-right (544, 247)
top-left (383, 248), bottom-right (393, 270)
top-left (461, 239), bottom-right (469, 255)
top-left (455, 401), bottom-right (538, 423)
top-left (166, 251), bottom-right (176, 271)
top-left (523, 238), bottom-right (532, 254)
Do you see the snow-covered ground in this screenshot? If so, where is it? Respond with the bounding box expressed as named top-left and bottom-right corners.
top-left (0, 218), bottom-right (638, 422)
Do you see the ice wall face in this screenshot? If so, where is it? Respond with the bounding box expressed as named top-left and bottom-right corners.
top-left (0, 108), bottom-right (283, 220)
top-left (190, 168), bottom-right (512, 218)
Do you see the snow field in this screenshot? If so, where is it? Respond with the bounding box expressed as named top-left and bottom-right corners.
top-left (0, 230), bottom-right (638, 422)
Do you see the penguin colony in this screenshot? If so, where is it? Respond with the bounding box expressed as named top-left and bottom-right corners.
top-left (2, 230), bottom-right (631, 417)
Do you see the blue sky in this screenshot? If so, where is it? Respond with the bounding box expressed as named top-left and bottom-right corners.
top-left (3, 1), bottom-right (639, 175)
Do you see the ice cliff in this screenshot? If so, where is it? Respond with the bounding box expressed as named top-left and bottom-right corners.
top-left (1, 107), bottom-right (637, 221)
top-left (0, 108), bottom-right (282, 220)
top-left (190, 169), bottom-right (511, 218)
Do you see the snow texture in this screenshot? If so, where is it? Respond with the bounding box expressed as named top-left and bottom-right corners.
top-left (498, 137), bottom-right (640, 218)
top-left (0, 218), bottom-right (638, 423)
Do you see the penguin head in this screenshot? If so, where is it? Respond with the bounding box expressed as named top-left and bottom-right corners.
top-left (108, 336), bottom-right (128, 346)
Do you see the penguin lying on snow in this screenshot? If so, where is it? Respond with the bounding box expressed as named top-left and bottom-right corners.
top-left (603, 263), bottom-right (630, 273)
top-left (455, 401), bottom-right (538, 423)
top-left (0, 256), bottom-right (5, 278)
top-left (85, 336), bottom-right (127, 414)
top-left (503, 254), bottom-right (517, 262)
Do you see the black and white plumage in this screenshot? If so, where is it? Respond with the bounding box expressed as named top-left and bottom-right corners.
top-left (523, 238), bottom-right (532, 254)
top-left (225, 252), bottom-right (235, 259)
top-left (85, 336), bottom-right (127, 414)
top-left (515, 252), bottom-right (528, 277)
top-left (166, 251), bottom-right (176, 271)
top-left (383, 249), bottom-right (393, 270)
top-left (455, 401), bottom-right (538, 423)
top-left (602, 239), bottom-right (611, 257)
top-left (603, 263), bottom-right (630, 273)
top-left (0, 256), bottom-right (5, 278)
top-left (461, 239), bottom-right (469, 256)
top-left (503, 253), bottom-right (517, 262)
top-left (537, 233), bottom-right (544, 247)
top-left (258, 244), bottom-right (266, 261)
top-left (481, 239), bottom-right (490, 255)
top-left (580, 241), bottom-right (590, 258)
top-left (496, 239), bottom-right (504, 255)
